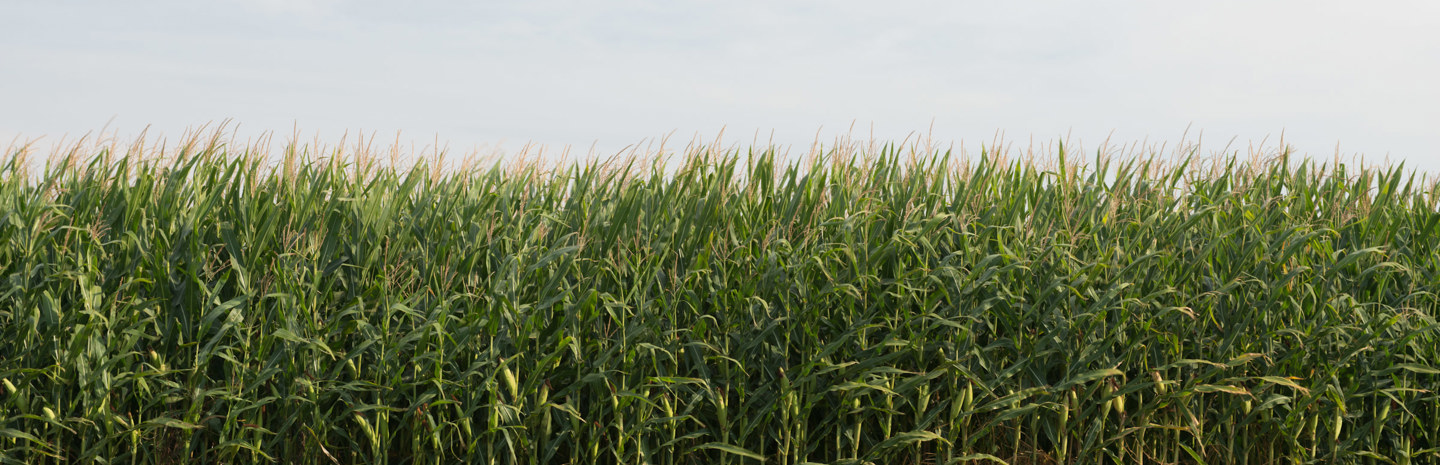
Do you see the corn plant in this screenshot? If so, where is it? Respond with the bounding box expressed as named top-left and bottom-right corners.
top-left (1, 132), bottom-right (1437, 464)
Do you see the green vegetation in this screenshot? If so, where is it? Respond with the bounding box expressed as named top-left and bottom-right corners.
top-left (1, 133), bottom-right (1437, 464)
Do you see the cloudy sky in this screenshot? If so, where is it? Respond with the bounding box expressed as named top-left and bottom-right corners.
top-left (3, 0), bottom-right (1438, 171)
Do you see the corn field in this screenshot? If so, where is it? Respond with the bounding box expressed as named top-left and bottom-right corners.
top-left (1, 133), bottom-right (1438, 464)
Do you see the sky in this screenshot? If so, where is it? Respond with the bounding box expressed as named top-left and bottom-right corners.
top-left (3, 0), bottom-right (1438, 172)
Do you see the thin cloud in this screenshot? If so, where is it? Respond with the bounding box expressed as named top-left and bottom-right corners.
top-left (232, 0), bottom-right (342, 16)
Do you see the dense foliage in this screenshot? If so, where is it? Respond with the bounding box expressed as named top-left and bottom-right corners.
top-left (1, 137), bottom-right (1438, 464)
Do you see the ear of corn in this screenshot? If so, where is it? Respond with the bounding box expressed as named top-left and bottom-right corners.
top-left (1, 131), bottom-right (1437, 464)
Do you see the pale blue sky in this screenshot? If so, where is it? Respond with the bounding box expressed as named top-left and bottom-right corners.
top-left (3, 1), bottom-right (1438, 171)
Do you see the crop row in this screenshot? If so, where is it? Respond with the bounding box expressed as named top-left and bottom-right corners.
top-left (1, 136), bottom-right (1437, 464)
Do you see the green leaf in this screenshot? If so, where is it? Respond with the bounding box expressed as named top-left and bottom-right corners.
top-left (947, 453), bottom-right (1010, 464)
top-left (695, 442), bottom-right (764, 461)
top-left (1054, 368), bottom-right (1123, 391)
